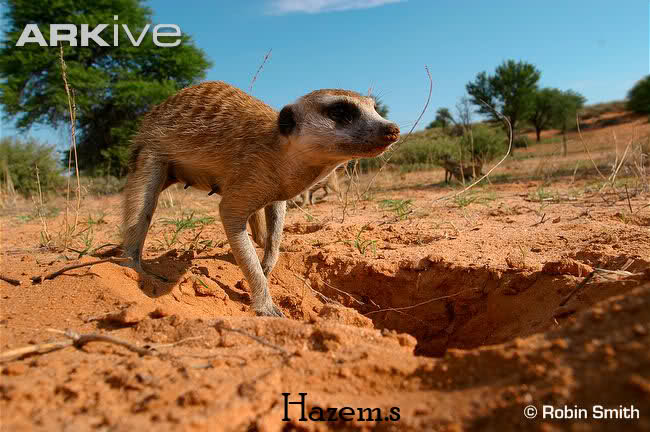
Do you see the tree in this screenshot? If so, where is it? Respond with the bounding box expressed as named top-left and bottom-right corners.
top-left (626, 75), bottom-right (650, 114)
top-left (531, 88), bottom-right (562, 142)
top-left (371, 95), bottom-right (389, 119)
top-left (552, 90), bottom-right (586, 156)
top-left (0, 0), bottom-right (212, 176)
top-left (466, 60), bottom-right (540, 134)
top-left (426, 107), bottom-right (453, 129)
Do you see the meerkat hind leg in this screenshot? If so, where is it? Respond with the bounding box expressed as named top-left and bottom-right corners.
top-left (123, 163), bottom-right (173, 282)
top-left (261, 201), bottom-right (286, 277)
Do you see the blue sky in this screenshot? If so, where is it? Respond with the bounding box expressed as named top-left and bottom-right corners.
top-left (1, 0), bottom-right (649, 147)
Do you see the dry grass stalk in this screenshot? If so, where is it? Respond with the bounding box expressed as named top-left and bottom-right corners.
top-left (576, 113), bottom-right (607, 181)
top-left (249, 48), bottom-right (272, 94)
top-left (33, 164), bottom-right (51, 246)
top-left (59, 45), bottom-right (81, 247)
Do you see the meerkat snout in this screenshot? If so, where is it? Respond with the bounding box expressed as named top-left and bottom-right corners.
top-left (282, 90), bottom-right (400, 159)
top-left (381, 123), bottom-right (401, 143)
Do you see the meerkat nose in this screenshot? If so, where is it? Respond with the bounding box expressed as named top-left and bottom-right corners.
top-left (381, 124), bottom-right (400, 143)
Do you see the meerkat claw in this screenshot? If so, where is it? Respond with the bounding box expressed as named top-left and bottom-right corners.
top-left (255, 303), bottom-right (285, 318)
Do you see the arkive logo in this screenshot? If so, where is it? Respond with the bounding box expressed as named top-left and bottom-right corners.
top-left (16, 15), bottom-right (181, 47)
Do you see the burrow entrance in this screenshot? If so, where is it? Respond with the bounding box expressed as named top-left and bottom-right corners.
top-left (287, 251), bottom-right (645, 357)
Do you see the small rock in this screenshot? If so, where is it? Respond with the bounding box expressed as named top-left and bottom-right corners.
top-left (318, 304), bottom-right (373, 328)
top-left (542, 258), bottom-right (593, 277)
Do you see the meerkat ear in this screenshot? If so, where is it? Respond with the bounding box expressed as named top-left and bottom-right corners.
top-left (278, 105), bottom-right (296, 136)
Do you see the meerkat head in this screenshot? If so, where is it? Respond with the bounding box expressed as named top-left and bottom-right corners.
top-left (278, 89), bottom-right (400, 161)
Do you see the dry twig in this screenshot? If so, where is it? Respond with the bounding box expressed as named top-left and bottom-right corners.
top-left (0, 275), bottom-right (21, 286)
top-left (0, 329), bottom-right (203, 363)
top-left (213, 321), bottom-right (290, 357)
top-left (31, 257), bottom-right (128, 283)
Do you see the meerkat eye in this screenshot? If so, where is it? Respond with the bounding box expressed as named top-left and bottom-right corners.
top-left (326, 101), bottom-right (359, 125)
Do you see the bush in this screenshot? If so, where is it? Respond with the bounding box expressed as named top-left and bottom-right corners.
top-left (79, 175), bottom-right (127, 196)
top-left (460, 125), bottom-right (508, 163)
top-left (513, 135), bottom-right (531, 149)
top-left (627, 76), bottom-right (650, 114)
top-left (358, 129), bottom-right (457, 172)
top-left (0, 137), bottom-right (62, 195)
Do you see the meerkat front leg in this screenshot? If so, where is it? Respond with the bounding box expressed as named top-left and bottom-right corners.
top-left (261, 201), bottom-right (286, 277)
top-left (219, 196), bottom-right (285, 318)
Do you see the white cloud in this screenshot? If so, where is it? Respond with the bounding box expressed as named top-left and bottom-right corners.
top-left (268, 0), bottom-right (404, 15)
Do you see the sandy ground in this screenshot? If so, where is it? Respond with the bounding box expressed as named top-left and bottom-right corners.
top-left (0, 115), bottom-right (649, 431)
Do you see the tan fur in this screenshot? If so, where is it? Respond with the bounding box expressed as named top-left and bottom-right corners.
top-left (123, 81), bottom-right (399, 317)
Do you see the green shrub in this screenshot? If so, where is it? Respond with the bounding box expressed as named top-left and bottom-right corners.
top-left (627, 76), bottom-right (650, 114)
top-left (79, 175), bottom-right (127, 196)
top-left (460, 125), bottom-right (508, 163)
top-left (0, 137), bottom-right (62, 195)
top-left (358, 130), bottom-right (458, 172)
top-left (512, 135), bottom-right (531, 149)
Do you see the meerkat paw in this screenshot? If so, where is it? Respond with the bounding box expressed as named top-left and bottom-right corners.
top-left (121, 257), bottom-right (169, 282)
top-left (143, 268), bottom-right (169, 283)
top-left (255, 302), bottom-right (285, 318)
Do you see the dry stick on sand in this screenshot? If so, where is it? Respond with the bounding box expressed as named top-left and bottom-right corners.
top-left (0, 329), bottom-right (202, 363)
top-left (361, 66), bottom-right (433, 197)
top-left (31, 257), bottom-right (128, 283)
top-left (558, 271), bottom-right (596, 307)
top-left (293, 273), bottom-right (344, 306)
top-left (249, 48), bottom-right (272, 94)
top-left (59, 45), bottom-right (81, 246)
top-left (213, 321), bottom-right (290, 357)
top-left (0, 275), bottom-right (21, 286)
top-left (558, 263), bottom-right (640, 308)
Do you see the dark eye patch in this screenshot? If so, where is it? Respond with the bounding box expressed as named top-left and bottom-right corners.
top-left (325, 101), bottom-right (360, 125)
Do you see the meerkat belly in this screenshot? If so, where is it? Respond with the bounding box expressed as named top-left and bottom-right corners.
top-left (169, 163), bottom-right (224, 194)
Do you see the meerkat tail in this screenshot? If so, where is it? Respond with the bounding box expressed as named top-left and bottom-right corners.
top-left (248, 209), bottom-right (266, 248)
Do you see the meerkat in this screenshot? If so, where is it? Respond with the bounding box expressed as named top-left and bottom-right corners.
top-left (439, 154), bottom-right (483, 184)
top-left (295, 170), bottom-right (340, 207)
top-left (123, 81), bottom-right (400, 317)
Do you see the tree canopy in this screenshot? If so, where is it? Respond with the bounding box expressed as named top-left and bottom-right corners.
top-left (0, 0), bottom-right (212, 176)
top-left (466, 60), bottom-right (540, 133)
top-left (426, 107), bottom-right (453, 129)
top-left (531, 88), bottom-right (563, 142)
top-left (626, 75), bottom-right (650, 114)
